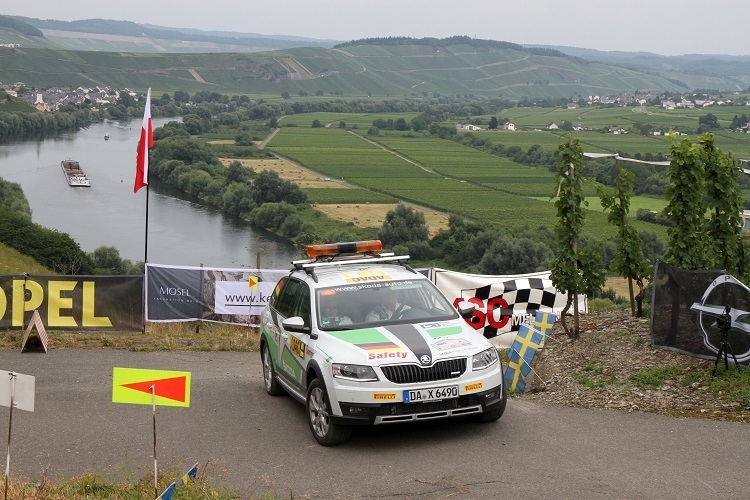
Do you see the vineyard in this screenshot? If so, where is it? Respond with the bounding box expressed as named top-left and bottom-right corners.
top-left (265, 123), bottom-right (670, 241)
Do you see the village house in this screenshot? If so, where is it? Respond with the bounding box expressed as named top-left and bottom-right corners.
top-left (503, 122), bottom-right (515, 131)
top-left (456, 124), bottom-right (483, 131)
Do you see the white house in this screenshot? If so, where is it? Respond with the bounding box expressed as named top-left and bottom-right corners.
top-left (503, 122), bottom-right (516, 131)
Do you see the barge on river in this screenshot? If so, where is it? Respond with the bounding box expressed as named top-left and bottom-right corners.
top-left (61, 160), bottom-right (91, 187)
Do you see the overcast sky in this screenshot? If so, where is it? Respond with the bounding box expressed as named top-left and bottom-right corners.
top-left (5, 0), bottom-right (747, 56)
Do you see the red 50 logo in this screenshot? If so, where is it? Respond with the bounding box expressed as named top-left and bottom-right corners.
top-left (453, 297), bottom-right (509, 330)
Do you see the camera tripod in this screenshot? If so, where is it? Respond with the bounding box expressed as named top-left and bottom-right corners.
top-left (712, 306), bottom-right (741, 377)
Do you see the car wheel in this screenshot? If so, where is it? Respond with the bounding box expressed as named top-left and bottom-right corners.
top-left (306, 378), bottom-right (351, 446)
top-left (471, 379), bottom-right (507, 423)
top-left (261, 343), bottom-right (284, 396)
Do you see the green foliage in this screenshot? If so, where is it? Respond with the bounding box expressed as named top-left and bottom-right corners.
top-left (377, 204), bottom-right (429, 248)
top-left (700, 134), bottom-right (745, 276)
top-left (664, 133), bottom-right (746, 276)
top-left (629, 366), bottom-right (686, 389)
top-left (250, 170), bottom-right (307, 205)
top-left (598, 162), bottom-right (652, 316)
top-left (551, 137), bottom-right (607, 338)
top-left (0, 208), bottom-right (94, 274)
top-left (88, 246), bottom-right (143, 275)
top-left (249, 202), bottom-right (296, 230)
top-left (664, 136), bottom-right (706, 269)
top-left (477, 237), bottom-right (553, 275)
top-left (0, 178), bottom-right (31, 218)
top-left (0, 242), bottom-right (51, 274)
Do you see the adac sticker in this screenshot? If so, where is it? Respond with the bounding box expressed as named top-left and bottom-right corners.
top-left (343, 269), bottom-right (392, 283)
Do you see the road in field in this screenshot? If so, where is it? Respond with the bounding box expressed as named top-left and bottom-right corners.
top-left (0, 350), bottom-right (747, 498)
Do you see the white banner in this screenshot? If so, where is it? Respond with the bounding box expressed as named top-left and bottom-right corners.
top-left (214, 280), bottom-right (277, 316)
top-left (430, 268), bottom-right (586, 348)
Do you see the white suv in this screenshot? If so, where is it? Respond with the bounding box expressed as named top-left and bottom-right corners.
top-left (259, 240), bottom-right (507, 445)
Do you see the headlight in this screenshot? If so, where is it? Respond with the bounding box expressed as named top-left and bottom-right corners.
top-left (332, 364), bottom-right (379, 382)
top-left (472, 347), bottom-right (499, 370)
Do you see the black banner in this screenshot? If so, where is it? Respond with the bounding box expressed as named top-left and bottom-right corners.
top-left (0, 274), bottom-right (143, 331)
top-left (651, 261), bottom-right (750, 365)
top-left (146, 265), bottom-right (204, 321)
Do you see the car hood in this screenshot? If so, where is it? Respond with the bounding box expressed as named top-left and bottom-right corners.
top-left (318, 319), bottom-right (486, 366)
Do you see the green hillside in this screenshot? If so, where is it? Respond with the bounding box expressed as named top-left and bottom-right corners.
top-left (0, 40), bottom-right (686, 98)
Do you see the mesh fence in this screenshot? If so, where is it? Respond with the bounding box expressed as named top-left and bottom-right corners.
top-left (651, 260), bottom-right (750, 366)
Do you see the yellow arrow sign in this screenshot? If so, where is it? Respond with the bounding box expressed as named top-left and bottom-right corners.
top-left (112, 368), bottom-right (191, 407)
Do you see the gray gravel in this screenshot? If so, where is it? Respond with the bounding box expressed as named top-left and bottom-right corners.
top-left (0, 349), bottom-right (748, 498)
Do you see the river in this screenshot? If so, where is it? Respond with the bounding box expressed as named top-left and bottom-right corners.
top-left (0, 118), bottom-right (302, 269)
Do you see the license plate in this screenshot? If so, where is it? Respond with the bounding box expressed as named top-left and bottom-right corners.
top-left (403, 385), bottom-right (458, 403)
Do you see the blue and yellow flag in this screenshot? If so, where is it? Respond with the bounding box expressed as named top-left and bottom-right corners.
top-left (504, 311), bottom-right (556, 393)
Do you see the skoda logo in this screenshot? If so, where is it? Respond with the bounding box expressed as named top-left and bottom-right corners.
top-left (420, 355), bottom-right (431, 365)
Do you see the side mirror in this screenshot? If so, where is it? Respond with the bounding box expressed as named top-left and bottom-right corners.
top-left (456, 301), bottom-right (476, 319)
top-left (282, 316), bottom-right (311, 335)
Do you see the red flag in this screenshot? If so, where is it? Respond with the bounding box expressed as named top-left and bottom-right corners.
top-left (134, 88), bottom-right (153, 193)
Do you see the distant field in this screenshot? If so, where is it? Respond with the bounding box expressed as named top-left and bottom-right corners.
top-left (265, 120), bottom-right (670, 241)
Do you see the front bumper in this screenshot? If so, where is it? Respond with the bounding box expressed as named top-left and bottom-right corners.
top-left (330, 382), bottom-right (505, 426)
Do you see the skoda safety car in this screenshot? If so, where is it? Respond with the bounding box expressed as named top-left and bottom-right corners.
top-left (259, 240), bottom-right (507, 445)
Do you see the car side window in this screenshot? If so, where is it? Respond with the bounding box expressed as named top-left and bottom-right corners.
top-left (274, 278), bottom-right (302, 318)
top-left (292, 285), bottom-right (311, 328)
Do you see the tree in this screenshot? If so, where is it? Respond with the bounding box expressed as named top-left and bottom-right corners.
top-left (394, 118), bottom-right (408, 131)
top-left (598, 159), bottom-right (652, 316)
top-left (377, 204), bottom-right (429, 248)
top-left (488, 117), bottom-right (499, 130)
top-left (250, 170), bottom-right (307, 205)
top-left (700, 134), bottom-right (745, 277)
top-left (550, 136), bottom-right (606, 338)
top-left (89, 246), bottom-right (127, 275)
top-left (477, 237), bottom-right (553, 275)
top-left (312, 119), bottom-right (323, 128)
top-left (173, 90), bottom-right (190, 103)
top-left (697, 113), bottom-right (720, 133)
top-left (664, 136), bottom-right (706, 269)
top-left (281, 91), bottom-right (290, 99)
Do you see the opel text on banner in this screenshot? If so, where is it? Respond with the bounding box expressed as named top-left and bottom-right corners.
top-left (0, 274), bottom-right (143, 331)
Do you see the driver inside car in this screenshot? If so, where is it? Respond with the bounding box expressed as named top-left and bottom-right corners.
top-left (320, 297), bottom-right (352, 327)
top-left (365, 287), bottom-right (409, 322)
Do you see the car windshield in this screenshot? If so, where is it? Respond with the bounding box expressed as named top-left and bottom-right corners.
top-left (316, 278), bottom-right (459, 330)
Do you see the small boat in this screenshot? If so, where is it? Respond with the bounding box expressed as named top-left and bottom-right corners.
top-left (104, 133), bottom-right (110, 140)
top-left (61, 160), bottom-right (91, 187)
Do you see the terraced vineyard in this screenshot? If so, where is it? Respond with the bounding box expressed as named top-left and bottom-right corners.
top-left (266, 124), bottom-right (669, 241)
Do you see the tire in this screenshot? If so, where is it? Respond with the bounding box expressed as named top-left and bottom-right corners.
top-left (261, 343), bottom-right (285, 396)
top-left (306, 378), bottom-right (351, 446)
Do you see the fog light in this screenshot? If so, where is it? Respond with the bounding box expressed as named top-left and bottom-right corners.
top-left (343, 405), bottom-right (368, 415)
top-left (484, 390), bottom-right (498, 403)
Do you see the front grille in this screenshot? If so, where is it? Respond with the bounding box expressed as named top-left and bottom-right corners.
top-left (380, 358), bottom-right (467, 384)
top-left (376, 394), bottom-right (480, 416)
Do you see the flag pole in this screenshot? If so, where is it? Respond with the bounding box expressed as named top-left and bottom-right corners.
top-left (151, 384), bottom-right (158, 498)
top-left (144, 185), bottom-right (150, 265)
top-left (134, 88), bottom-right (153, 334)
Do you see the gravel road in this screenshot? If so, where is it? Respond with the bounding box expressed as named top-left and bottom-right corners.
top-left (0, 350), bottom-right (748, 499)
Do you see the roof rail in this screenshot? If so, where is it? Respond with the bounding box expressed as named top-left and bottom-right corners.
top-left (291, 253), bottom-right (414, 282)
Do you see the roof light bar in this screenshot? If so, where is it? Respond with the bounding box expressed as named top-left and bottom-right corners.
top-left (306, 240), bottom-right (383, 258)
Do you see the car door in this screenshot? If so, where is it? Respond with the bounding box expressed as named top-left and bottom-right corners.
top-left (273, 278), bottom-right (312, 394)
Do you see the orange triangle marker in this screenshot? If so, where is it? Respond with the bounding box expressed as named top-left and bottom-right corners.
top-left (121, 376), bottom-right (187, 402)
top-left (248, 276), bottom-right (257, 288)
